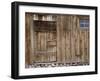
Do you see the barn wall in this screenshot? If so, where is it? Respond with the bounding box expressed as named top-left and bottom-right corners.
top-left (25, 13), bottom-right (89, 66)
top-left (56, 15), bottom-right (89, 64)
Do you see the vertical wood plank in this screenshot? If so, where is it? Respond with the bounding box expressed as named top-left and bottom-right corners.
top-left (65, 31), bottom-right (71, 63)
top-left (56, 16), bottom-right (62, 62)
top-left (85, 30), bottom-right (89, 64)
top-left (65, 16), bottom-right (71, 63)
top-left (61, 16), bottom-right (66, 62)
top-left (25, 13), bottom-right (33, 65)
top-left (87, 31), bottom-right (90, 64)
top-left (70, 16), bottom-right (76, 63)
top-left (44, 32), bottom-right (47, 62)
top-left (75, 17), bottom-right (80, 62)
top-left (37, 32), bottom-right (41, 62)
top-left (80, 31), bottom-right (85, 63)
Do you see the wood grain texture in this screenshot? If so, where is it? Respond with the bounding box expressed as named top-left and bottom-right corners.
top-left (25, 13), bottom-right (89, 67)
top-left (25, 13), bottom-right (33, 65)
top-left (56, 16), bottom-right (62, 62)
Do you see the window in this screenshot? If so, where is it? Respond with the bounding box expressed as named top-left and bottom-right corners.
top-left (80, 19), bottom-right (89, 28)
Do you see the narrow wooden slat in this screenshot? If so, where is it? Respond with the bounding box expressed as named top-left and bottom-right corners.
top-left (25, 13), bottom-right (30, 65)
top-left (87, 31), bottom-right (90, 64)
top-left (70, 16), bottom-right (76, 63)
top-left (47, 32), bottom-right (50, 62)
top-left (79, 30), bottom-right (82, 63)
top-left (74, 30), bottom-right (77, 62)
top-left (41, 32), bottom-right (45, 62)
top-left (44, 32), bottom-right (47, 62)
top-left (61, 16), bottom-right (66, 62)
top-left (65, 31), bottom-right (71, 63)
top-left (65, 16), bottom-right (71, 63)
top-left (74, 17), bottom-right (80, 62)
top-left (25, 13), bottom-right (33, 65)
top-left (37, 32), bottom-right (41, 62)
top-left (80, 31), bottom-right (85, 63)
top-left (73, 16), bottom-right (78, 62)
top-left (40, 32), bottom-right (43, 50)
top-left (75, 31), bottom-right (80, 62)
top-left (56, 16), bottom-right (61, 62)
top-left (74, 16), bottom-right (80, 63)
top-left (37, 32), bottom-right (40, 51)
top-left (41, 32), bottom-right (44, 62)
top-left (84, 31), bottom-right (86, 63)
top-left (86, 30), bottom-right (89, 63)
top-left (34, 32), bottom-right (38, 62)
top-left (83, 31), bottom-right (86, 63)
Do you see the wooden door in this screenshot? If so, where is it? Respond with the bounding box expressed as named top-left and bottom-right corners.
top-left (33, 21), bottom-right (57, 63)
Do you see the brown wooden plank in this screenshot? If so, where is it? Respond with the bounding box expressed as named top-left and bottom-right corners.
top-left (80, 31), bottom-right (85, 63)
top-left (65, 31), bottom-right (71, 63)
top-left (25, 13), bottom-right (30, 65)
top-left (70, 16), bottom-right (76, 63)
top-left (25, 13), bottom-right (34, 65)
top-left (44, 32), bottom-right (47, 62)
top-left (75, 30), bottom-right (81, 62)
top-left (85, 30), bottom-right (89, 63)
top-left (37, 32), bottom-right (41, 62)
top-left (83, 31), bottom-right (87, 64)
top-left (87, 31), bottom-right (90, 64)
top-left (73, 16), bottom-right (78, 62)
top-left (32, 22), bottom-right (37, 62)
top-left (74, 15), bottom-right (80, 63)
top-left (56, 16), bottom-right (62, 62)
top-left (60, 16), bottom-right (66, 62)
top-left (65, 16), bottom-right (71, 63)
top-left (47, 32), bottom-right (50, 62)
top-left (40, 32), bottom-right (43, 50)
top-left (41, 32), bottom-right (45, 62)
top-left (79, 30), bottom-right (82, 63)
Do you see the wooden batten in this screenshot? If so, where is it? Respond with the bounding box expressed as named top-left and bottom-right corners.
top-left (70, 16), bottom-right (75, 62)
top-left (60, 16), bottom-right (66, 62)
top-left (75, 17), bottom-right (80, 62)
top-left (81, 31), bottom-right (85, 63)
top-left (65, 31), bottom-right (71, 62)
top-left (87, 31), bottom-right (90, 64)
top-left (56, 16), bottom-right (62, 62)
top-left (84, 30), bottom-right (89, 63)
top-left (84, 31), bottom-right (87, 63)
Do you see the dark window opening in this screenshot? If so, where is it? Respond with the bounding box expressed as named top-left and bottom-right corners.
top-left (80, 19), bottom-right (89, 28)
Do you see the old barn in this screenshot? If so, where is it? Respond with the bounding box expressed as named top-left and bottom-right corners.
top-left (25, 13), bottom-right (89, 68)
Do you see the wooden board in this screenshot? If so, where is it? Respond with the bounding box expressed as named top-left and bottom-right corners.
top-left (25, 13), bottom-right (34, 65)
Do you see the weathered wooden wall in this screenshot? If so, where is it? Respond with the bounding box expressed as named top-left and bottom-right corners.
top-left (25, 13), bottom-right (89, 67)
top-left (56, 15), bottom-right (89, 64)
